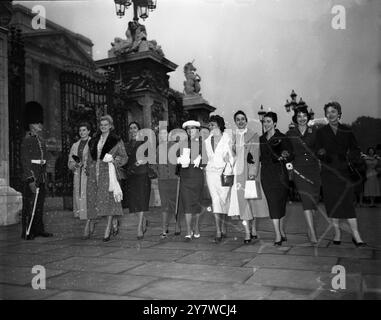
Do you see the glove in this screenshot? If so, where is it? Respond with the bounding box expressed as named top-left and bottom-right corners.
top-left (193, 155), bottom-right (202, 168)
top-left (177, 156), bottom-right (190, 167)
top-left (103, 153), bottom-right (114, 163)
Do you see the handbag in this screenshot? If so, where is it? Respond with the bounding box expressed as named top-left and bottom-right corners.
top-left (221, 162), bottom-right (234, 187)
top-left (148, 165), bottom-right (158, 179)
top-left (244, 179), bottom-right (262, 200)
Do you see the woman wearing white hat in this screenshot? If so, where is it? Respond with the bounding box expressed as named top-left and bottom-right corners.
top-left (177, 120), bottom-right (207, 241)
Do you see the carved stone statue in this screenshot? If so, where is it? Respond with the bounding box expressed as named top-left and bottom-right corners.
top-left (183, 61), bottom-right (201, 95)
top-left (108, 21), bottom-right (165, 58)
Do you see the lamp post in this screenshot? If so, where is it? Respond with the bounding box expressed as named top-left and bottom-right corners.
top-left (114, 0), bottom-right (157, 21)
top-left (257, 104), bottom-right (266, 134)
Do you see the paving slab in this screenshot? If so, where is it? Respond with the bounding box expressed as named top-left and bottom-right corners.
top-left (245, 268), bottom-right (329, 290)
top-left (46, 271), bottom-right (158, 295)
top-left (131, 279), bottom-right (272, 300)
top-left (265, 288), bottom-right (314, 300)
top-left (152, 241), bottom-right (242, 252)
top-left (363, 275), bottom-right (381, 290)
top-left (287, 246), bottom-right (373, 259)
top-left (46, 290), bottom-right (144, 300)
top-left (244, 254), bottom-right (338, 272)
top-left (0, 252), bottom-right (66, 268)
top-left (42, 245), bottom-right (121, 258)
top-left (0, 243), bottom-right (71, 255)
top-left (126, 261), bottom-right (253, 283)
top-left (339, 258), bottom-right (381, 275)
top-left (233, 242), bottom-right (292, 254)
top-left (0, 284), bottom-right (59, 300)
top-left (44, 256), bottom-right (146, 274)
top-left (102, 248), bottom-right (193, 262)
top-left (0, 265), bottom-right (68, 286)
top-left (312, 289), bottom-right (361, 300)
top-left (176, 251), bottom-right (256, 267)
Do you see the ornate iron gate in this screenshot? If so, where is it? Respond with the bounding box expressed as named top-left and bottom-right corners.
top-left (8, 27), bottom-right (25, 192)
top-left (59, 70), bottom-right (112, 202)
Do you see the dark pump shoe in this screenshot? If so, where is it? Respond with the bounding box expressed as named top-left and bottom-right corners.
top-left (352, 238), bottom-right (367, 247)
top-left (22, 234), bottom-right (35, 240)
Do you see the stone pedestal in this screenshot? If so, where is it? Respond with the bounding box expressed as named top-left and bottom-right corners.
top-left (0, 27), bottom-right (22, 226)
top-left (183, 95), bottom-right (216, 126)
top-left (96, 51), bottom-right (177, 131)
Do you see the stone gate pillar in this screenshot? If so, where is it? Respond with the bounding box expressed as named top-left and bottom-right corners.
top-left (0, 26), bottom-right (22, 226)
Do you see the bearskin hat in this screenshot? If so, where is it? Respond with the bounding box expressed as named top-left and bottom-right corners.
top-left (24, 101), bottom-right (43, 129)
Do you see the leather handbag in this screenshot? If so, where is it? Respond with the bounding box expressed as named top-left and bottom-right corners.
top-left (221, 162), bottom-right (234, 187)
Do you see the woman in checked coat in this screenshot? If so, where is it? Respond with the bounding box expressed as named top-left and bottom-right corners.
top-left (86, 115), bottom-right (128, 242)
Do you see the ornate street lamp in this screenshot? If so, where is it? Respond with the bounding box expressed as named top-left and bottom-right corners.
top-left (309, 108), bottom-right (315, 120)
top-left (257, 104), bottom-right (266, 134)
top-left (114, 0), bottom-right (157, 21)
top-left (284, 89), bottom-right (298, 113)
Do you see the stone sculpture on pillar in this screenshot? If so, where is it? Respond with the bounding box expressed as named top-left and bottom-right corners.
top-left (183, 61), bottom-right (201, 96)
top-left (108, 20), bottom-right (164, 58)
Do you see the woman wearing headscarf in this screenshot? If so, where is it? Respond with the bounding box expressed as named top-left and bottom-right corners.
top-left (87, 115), bottom-right (127, 241)
top-left (286, 107), bottom-right (320, 244)
top-left (316, 102), bottom-right (366, 246)
top-left (260, 112), bottom-right (293, 246)
top-left (228, 110), bottom-right (269, 244)
top-left (177, 120), bottom-right (207, 241)
top-left (68, 122), bottom-right (92, 238)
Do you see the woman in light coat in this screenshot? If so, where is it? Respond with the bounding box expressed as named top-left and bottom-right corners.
top-left (205, 115), bottom-right (235, 242)
top-left (228, 110), bottom-right (269, 244)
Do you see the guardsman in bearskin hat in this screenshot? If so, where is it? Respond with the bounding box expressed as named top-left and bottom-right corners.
top-left (20, 101), bottom-right (53, 240)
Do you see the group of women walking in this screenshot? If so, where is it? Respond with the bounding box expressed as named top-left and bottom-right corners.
top-left (67, 100), bottom-right (367, 247)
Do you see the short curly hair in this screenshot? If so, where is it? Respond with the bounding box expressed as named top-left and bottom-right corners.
top-left (264, 111), bottom-right (278, 124)
top-left (324, 101), bottom-right (342, 117)
top-left (209, 115), bottom-right (226, 132)
top-left (233, 110), bottom-right (247, 122)
top-left (292, 106), bottom-right (311, 124)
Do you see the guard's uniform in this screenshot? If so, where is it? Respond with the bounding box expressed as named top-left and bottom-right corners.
top-left (20, 131), bottom-right (48, 238)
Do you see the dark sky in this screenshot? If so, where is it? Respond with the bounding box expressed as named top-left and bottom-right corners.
top-left (17, 0), bottom-right (381, 132)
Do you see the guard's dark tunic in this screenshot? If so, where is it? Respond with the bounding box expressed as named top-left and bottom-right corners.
top-left (260, 129), bottom-right (293, 219)
top-left (286, 126), bottom-right (321, 210)
top-left (315, 124), bottom-right (361, 218)
top-left (20, 132), bottom-right (47, 237)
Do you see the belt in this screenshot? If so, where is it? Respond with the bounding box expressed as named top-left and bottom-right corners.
top-left (31, 160), bottom-right (46, 165)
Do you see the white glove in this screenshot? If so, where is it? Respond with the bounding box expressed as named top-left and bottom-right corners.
top-left (103, 153), bottom-right (114, 163)
top-left (193, 155), bottom-right (202, 168)
top-left (177, 156), bottom-right (190, 167)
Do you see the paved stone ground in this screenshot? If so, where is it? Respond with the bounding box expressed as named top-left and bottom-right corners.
top-left (0, 202), bottom-right (380, 300)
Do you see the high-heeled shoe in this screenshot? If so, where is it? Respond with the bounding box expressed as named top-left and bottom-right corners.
top-left (103, 230), bottom-right (112, 242)
top-left (281, 235), bottom-right (287, 242)
top-left (333, 240), bottom-right (341, 245)
top-left (352, 238), bottom-right (367, 247)
top-left (244, 236), bottom-right (252, 244)
top-left (274, 240), bottom-right (282, 247)
top-left (250, 232), bottom-right (258, 240)
top-left (137, 219), bottom-right (149, 240)
top-left (112, 220), bottom-right (120, 237)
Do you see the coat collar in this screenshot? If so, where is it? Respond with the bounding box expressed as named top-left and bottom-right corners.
top-left (89, 132), bottom-right (120, 160)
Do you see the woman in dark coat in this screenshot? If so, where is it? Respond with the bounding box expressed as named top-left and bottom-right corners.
top-left (260, 112), bottom-right (293, 246)
top-left (286, 106), bottom-right (320, 244)
top-left (315, 102), bottom-right (366, 246)
top-left (124, 121), bottom-right (151, 240)
top-left (177, 120), bottom-right (207, 241)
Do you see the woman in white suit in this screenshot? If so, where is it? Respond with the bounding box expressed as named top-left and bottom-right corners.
top-left (68, 122), bottom-right (92, 238)
top-left (205, 115), bottom-right (235, 242)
